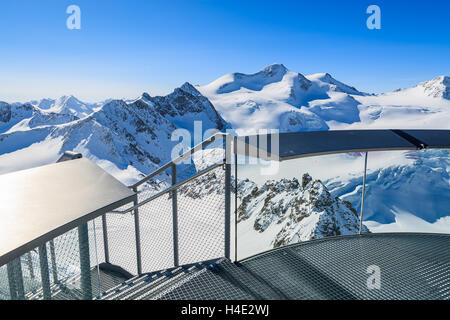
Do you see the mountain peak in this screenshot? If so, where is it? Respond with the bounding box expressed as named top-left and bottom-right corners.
top-left (36, 98), bottom-right (56, 109)
top-left (141, 92), bottom-right (152, 101)
top-left (260, 63), bottom-right (288, 76)
top-left (180, 82), bottom-right (201, 96)
top-left (306, 72), bottom-right (364, 96)
top-left (58, 95), bottom-right (79, 102)
top-left (417, 75), bottom-right (450, 99)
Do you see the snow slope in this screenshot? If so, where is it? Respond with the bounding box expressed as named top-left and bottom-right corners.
top-left (198, 64), bottom-right (450, 133)
top-left (198, 64), bottom-right (330, 134)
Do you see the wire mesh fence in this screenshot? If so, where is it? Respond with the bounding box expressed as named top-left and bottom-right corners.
top-left (105, 211), bottom-right (138, 275)
top-left (0, 219), bottom-right (105, 300)
top-left (139, 193), bottom-right (175, 273)
top-left (0, 264), bottom-right (10, 300)
top-left (1, 142), bottom-right (233, 300)
top-left (177, 166), bottom-right (226, 265)
top-left (94, 152), bottom-right (230, 275)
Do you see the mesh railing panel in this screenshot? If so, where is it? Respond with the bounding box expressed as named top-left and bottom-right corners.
top-left (88, 217), bottom-right (105, 267)
top-left (0, 264), bottom-right (10, 300)
top-left (177, 166), bottom-right (226, 265)
top-left (139, 193), bottom-right (175, 273)
top-left (1, 146), bottom-right (230, 299)
top-left (49, 228), bottom-right (81, 286)
top-left (105, 211), bottom-right (138, 275)
top-left (0, 219), bottom-right (105, 300)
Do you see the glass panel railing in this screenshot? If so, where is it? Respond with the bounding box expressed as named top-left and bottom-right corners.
top-left (333, 148), bottom-right (450, 234)
top-left (236, 152), bottom-right (365, 260)
top-left (236, 148), bottom-right (450, 261)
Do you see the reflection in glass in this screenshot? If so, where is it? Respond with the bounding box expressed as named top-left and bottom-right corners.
top-left (236, 149), bottom-right (450, 260)
top-left (236, 153), bottom-right (365, 260)
top-left (333, 149), bottom-right (450, 234)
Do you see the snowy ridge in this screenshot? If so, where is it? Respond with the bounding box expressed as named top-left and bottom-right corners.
top-left (0, 83), bottom-right (227, 185)
top-left (28, 95), bottom-right (97, 118)
top-left (414, 76), bottom-right (450, 99)
top-left (198, 64), bottom-right (450, 133)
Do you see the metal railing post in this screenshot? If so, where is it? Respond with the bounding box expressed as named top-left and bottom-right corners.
top-left (234, 137), bottom-right (238, 263)
top-left (359, 152), bottom-right (369, 235)
top-left (6, 259), bottom-right (25, 300)
top-left (6, 261), bottom-right (17, 300)
top-left (224, 136), bottom-right (232, 260)
top-left (13, 258), bottom-right (25, 300)
top-left (133, 187), bottom-right (143, 275)
top-left (27, 252), bottom-right (35, 279)
top-left (38, 244), bottom-right (52, 300)
top-left (102, 214), bottom-right (110, 263)
top-left (172, 164), bottom-right (179, 267)
top-left (49, 240), bottom-right (58, 283)
top-left (78, 223), bottom-right (92, 300)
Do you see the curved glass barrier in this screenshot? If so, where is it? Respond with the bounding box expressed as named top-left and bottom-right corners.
top-left (340, 148), bottom-right (450, 234)
top-left (236, 148), bottom-right (450, 261)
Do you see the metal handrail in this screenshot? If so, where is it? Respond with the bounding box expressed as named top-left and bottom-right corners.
top-left (130, 132), bottom-right (230, 189)
top-left (112, 162), bottom-right (225, 215)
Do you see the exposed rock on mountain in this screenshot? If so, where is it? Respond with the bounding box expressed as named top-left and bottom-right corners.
top-left (238, 173), bottom-right (368, 249)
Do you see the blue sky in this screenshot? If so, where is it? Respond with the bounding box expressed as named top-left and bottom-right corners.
top-left (0, 0), bottom-right (449, 102)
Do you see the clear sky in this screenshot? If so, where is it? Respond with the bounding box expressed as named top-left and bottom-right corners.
top-left (0, 0), bottom-right (449, 102)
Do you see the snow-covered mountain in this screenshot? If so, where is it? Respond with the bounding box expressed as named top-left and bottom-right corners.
top-left (410, 76), bottom-right (450, 99)
top-left (0, 83), bottom-right (228, 184)
top-left (237, 173), bottom-right (368, 258)
top-left (198, 64), bottom-right (450, 133)
top-left (0, 102), bottom-right (78, 134)
top-left (198, 64), bottom-right (330, 134)
top-left (0, 63), bottom-right (449, 253)
top-left (28, 95), bottom-right (98, 118)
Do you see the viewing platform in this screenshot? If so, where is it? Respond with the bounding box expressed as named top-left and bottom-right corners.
top-left (1, 130), bottom-right (449, 300)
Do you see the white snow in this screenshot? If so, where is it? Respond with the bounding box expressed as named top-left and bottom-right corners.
top-left (198, 65), bottom-right (450, 133)
top-left (365, 210), bottom-right (450, 234)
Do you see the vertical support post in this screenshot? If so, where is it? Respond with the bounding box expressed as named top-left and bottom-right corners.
top-left (13, 258), bottom-right (25, 300)
top-left (38, 244), bottom-right (52, 300)
top-left (102, 214), bottom-right (110, 263)
top-left (78, 223), bottom-right (92, 300)
top-left (27, 252), bottom-right (35, 279)
top-left (91, 219), bottom-right (102, 298)
top-left (6, 261), bottom-right (18, 300)
top-left (172, 164), bottom-right (179, 267)
top-left (49, 240), bottom-right (58, 283)
top-left (133, 187), bottom-right (143, 275)
top-left (224, 135), bottom-right (232, 260)
top-left (7, 258), bottom-right (25, 300)
top-left (234, 137), bottom-right (238, 263)
top-left (359, 152), bottom-right (369, 235)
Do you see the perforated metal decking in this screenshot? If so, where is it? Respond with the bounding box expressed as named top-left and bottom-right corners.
top-left (156, 233), bottom-right (450, 300)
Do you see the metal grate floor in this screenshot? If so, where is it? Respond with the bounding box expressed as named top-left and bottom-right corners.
top-left (158, 233), bottom-right (450, 300)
